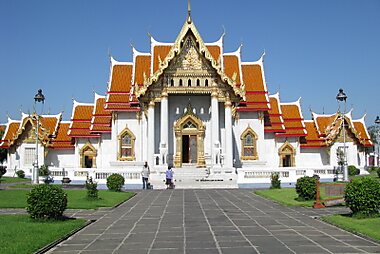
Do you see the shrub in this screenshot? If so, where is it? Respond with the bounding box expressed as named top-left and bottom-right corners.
top-left (85, 177), bottom-right (98, 199)
top-left (270, 172), bottom-right (281, 189)
top-left (16, 170), bottom-right (25, 178)
top-left (295, 176), bottom-right (317, 200)
top-left (348, 165), bottom-right (360, 176)
top-left (377, 168), bottom-right (380, 178)
top-left (39, 164), bottom-right (50, 176)
top-left (26, 184), bottom-right (67, 220)
top-left (106, 173), bottom-right (125, 192)
top-left (344, 177), bottom-right (380, 217)
top-left (0, 166), bottom-right (7, 179)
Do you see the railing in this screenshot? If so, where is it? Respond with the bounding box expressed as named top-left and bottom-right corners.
top-left (47, 167), bottom-right (142, 183)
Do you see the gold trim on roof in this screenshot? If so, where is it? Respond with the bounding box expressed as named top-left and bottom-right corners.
top-left (135, 19), bottom-right (245, 99)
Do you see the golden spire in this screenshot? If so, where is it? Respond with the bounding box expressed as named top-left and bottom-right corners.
top-left (187, 0), bottom-right (192, 23)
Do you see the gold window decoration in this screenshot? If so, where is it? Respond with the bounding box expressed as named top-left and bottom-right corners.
top-left (241, 127), bottom-right (258, 160)
top-left (118, 127), bottom-right (136, 161)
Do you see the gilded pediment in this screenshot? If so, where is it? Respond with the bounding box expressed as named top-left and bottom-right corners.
top-left (167, 37), bottom-right (212, 73)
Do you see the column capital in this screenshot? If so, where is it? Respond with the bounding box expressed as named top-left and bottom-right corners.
top-left (149, 101), bottom-right (155, 107)
top-left (161, 88), bottom-right (168, 98)
top-left (225, 99), bottom-right (232, 108)
top-left (211, 87), bottom-right (218, 98)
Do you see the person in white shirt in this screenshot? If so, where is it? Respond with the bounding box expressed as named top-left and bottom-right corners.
top-left (141, 161), bottom-right (150, 189)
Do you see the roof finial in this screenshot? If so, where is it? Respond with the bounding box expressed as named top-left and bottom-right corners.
top-left (187, 0), bottom-right (192, 23)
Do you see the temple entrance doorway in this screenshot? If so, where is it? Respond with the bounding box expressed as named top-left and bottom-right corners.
top-left (174, 105), bottom-right (205, 168)
top-left (182, 135), bottom-right (197, 164)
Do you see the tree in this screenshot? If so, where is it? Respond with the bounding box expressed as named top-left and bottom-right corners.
top-left (0, 148), bottom-right (6, 163)
top-left (367, 125), bottom-right (379, 154)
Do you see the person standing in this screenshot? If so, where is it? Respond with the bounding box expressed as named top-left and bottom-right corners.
top-left (165, 166), bottom-right (174, 189)
top-left (141, 161), bottom-right (150, 189)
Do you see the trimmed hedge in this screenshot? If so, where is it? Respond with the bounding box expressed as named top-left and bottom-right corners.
top-left (270, 172), bottom-right (281, 189)
top-left (26, 184), bottom-right (67, 220)
top-left (16, 170), bottom-right (25, 179)
top-left (348, 165), bottom-right (360, 176)
top-left (106, 173), bottom-right (125, 192)
top-left (295, 176), bottom-right (317, 200)
top-left (344, 177), bottom-right (380, 217)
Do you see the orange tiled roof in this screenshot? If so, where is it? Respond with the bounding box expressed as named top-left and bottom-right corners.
top-left (223, 55), bottom-right (241, 85)
top-left (353, 121), bottom-right (373, 147)
top-left (264, 96), bottom-right (285, 133)
top-left (91, 96), bottom-right (111, 133)
top-left (153, 45), bottom-right (172, 73)
top-left (68, 103), bottom-right (99, 138)
top-left (0, 122), bottom-right (20, 148)
top-left (238, 64), bottom-right (270, 111)
top-left (106, 62), bottom-right (139, 111)
top-left (206, 45), bottom-right (221, 63)
top-left (0, 125), bottom-right (5, 139)
top-left (108, 64), bottom-right (133, 92)
top-left (276, 104), bottom-right (306, 137)
top-left (301, 121), bottom-right (326, 148)
top-left (134, 55), bottom-right (151, 85)
top-left (314, 114), bottom-right (338, 137)
top-left (50, 122), bottom-right (74, 149)
top-left (39, 115), bottom-right (60, 136)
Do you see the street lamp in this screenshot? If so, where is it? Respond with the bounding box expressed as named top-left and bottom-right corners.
top-left (32, 89), bottom-right (45, 184)
top-left (336, 88), bottom-right (348, 181)
top-left (375, 116), bottom-right (380, 167)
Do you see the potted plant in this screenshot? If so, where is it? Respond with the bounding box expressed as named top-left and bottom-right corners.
top-left (61, 168), bottom-right (71, 184)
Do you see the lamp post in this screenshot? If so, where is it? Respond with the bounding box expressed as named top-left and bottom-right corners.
top-left (375, 116), bottom-right (380, 167)
top-left (32, 89), bottom-right (45, 184)
top-left (336, 88), bottom-right (348, 181)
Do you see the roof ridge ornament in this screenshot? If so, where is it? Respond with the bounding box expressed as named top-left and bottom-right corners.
top-left (187, 0), bottom-right (192, 24)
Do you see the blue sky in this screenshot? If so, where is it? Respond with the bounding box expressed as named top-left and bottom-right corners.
top-left (1, 0), bottom-right (379, 126)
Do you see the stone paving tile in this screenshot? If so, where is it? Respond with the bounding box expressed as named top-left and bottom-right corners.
top-left (13, 189), bottom-right (376, 254)
top-left (220, 246), bottom-right (259, 254)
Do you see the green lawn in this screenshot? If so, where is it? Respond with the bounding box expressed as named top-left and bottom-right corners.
top-left (0, 176), bottom-right (31, 183)
top-left (322, 215), bottom-right (380, 241)
top-left (0, 189), bottom-right (135, 209)
top-left (0, 215), bottom-right (86, 254)
top-left (255, 188), bottom-right (314, 207)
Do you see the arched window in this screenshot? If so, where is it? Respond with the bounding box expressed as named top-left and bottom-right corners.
top-left (241, 127), bottom-right (258, 160)
top-left (170, 79), bottom-right (174, 87)
top-left (188, 79), bottom-right (191, 87)
top-left (197, 79), bottom-right (200, 86)
top-left (205, 79), bottom-right (209, 87)
top-left (179, 79), bottom-right (183, 86)
top-left (118, 127), bottom-right (136, 161)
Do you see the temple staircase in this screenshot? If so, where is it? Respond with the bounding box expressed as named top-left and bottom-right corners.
top-left (149, 165), bottom-right (238, 189)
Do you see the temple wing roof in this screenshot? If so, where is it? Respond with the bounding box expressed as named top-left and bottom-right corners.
top-left (68, 101), bottom-right (99, 138)
top-left (105, 58), bottom-right (139, 112)
top-left (50, 122), bottom-right (74, 149)
top-left (265, 93), bottom-right (285, 133)
top-left (0, 119), bottom-right (20, 148)
top-left (305, 111), bottom-right (373, 148)
top-left (276, 100), bottom-right (307, 137)
top-left (301, 121), bottom-right (326, 148)
top-left (90, 94), bottom-right (112, 133)
top-left (238, 56), bottom-right (270, 111)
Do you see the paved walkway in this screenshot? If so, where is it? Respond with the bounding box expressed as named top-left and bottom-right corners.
top-left (6, 189), bottom-right (380, 254)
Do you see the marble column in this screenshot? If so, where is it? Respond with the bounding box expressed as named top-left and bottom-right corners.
top-left (160, 90), bottom-right (168, 165)
top-left (224, 98), bottom-right (233, 168)
top-left (147, 101), bottom-right (155, 168)
top-left (211, 86), bottom-right (220, 166)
